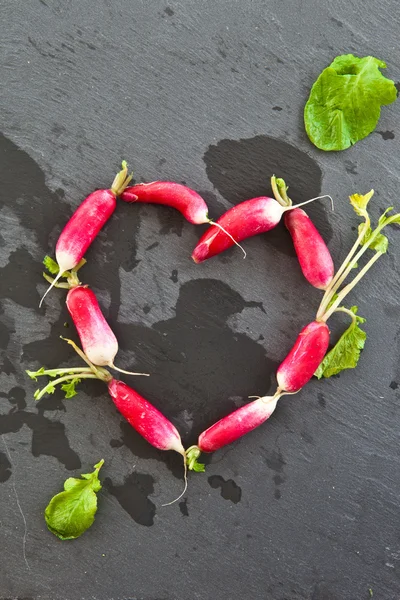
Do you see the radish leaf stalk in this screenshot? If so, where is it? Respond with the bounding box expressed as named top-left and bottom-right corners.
top-left (314, 191), bottom-right (400, 378)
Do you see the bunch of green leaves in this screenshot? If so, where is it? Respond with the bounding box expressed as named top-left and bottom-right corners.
top-left (45, 460), bottom-right (104, 540)
top-left (305, 54), bottom-right (397, 151)
top-left (315, 191), bottom-right (400, 378)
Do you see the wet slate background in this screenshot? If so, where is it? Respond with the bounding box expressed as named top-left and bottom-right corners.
top-left (1, 1), bottom-right (400, 599)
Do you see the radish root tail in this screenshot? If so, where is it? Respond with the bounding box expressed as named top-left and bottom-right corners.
top-left (108, 362), bottom-right (150, 377)
top-left (161, 454), bottom-right (188, 507)
top-left (39, 270), bottom-right (64, 307)
top-left (208, 221), bottom-right (247, 259)
top-left (285, 194), bottom-right (334, 212)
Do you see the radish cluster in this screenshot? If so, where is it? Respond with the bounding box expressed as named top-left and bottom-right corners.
top-left (30, 161), bottom-right (399, 501)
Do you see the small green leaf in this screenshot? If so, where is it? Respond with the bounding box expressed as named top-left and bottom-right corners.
top-left (349, 190), bottom-right (374, 217)
top-left (378, 208), bottom-right (400, 227)
top-left (45, 460), bottom-right (104, 540)
top-left (60, 378), bottom-right (81, 399)
top-left (191, 461), bottom-right (206, 473)
top-left (378, 207), bottom-right (394, 225)
top-left (358, 224), bottom-right (389, 253)
top-left (326, 294), bottom-right (339, 310)
top-left (305, 55), bottom-right (397, 151)
top-left (43, 256), bottom-right (60, 275)
top-left (26, 367), bottom-right (46, 381)
top-left (315, 306), bottom-right (366, 379)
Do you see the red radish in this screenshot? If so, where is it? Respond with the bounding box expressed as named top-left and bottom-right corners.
top-left (121, 182), bottom-right (210, 225)
top-left (66, 286), bottom-right (148, 376)
top-left (284, 209), bottom-right (334, 290)
top-left (186, 395), bottom-right (279, 471)
top-left (192, 194), bottom-right (332, 263)
top-left (108, 379), bottom-right (185, 456)
top-left (277, 321), bottom-right (330, 393)
top-left (40, 161), bottom-right (132, 306)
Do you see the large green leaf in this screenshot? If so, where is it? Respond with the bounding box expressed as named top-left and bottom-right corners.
top-left (305, 54), bottom-right (397, 151)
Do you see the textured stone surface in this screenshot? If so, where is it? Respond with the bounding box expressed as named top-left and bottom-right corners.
top-left (1, 1), bottom-right (400, 598)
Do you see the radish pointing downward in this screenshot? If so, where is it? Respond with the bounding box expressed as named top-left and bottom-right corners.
top-left (66, 285), bottom-right (148, 376)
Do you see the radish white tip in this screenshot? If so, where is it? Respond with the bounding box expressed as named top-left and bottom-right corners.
top-left (108, 362), bottom-right (150, 377)
top-left (161, 455), bottom-right (188, 507)
top-left (39, 270), bottom-right (64, 307)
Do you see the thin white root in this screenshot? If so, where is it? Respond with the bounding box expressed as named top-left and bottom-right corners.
top-left (108, 362), bottom-right (150, 377)
top-left (209, 221), bottom-right (247, 259)
top-left (39, 270), bottom-right (64, 307)
top-left (285, 194), bottom-right (334, 212)
top-left (161, 455), bottom-right (188, 507)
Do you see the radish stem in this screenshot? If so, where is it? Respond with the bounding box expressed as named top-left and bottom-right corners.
top-left (317, 219), bottom-right (370, 319)
top-left (60, 337), bottom-right (111, 381)
top-left (34, 373), bottom-right (99, 401)
top-left (110, 161), bottom-right (133, 196)
top-left (333, 306), bottom-right (358, 324)
top-left (321, 251), bottom-right (382, 322)
top-left (42, 273), bottom-right (70, 289)
top-left (271, 176), bottom-right (291, 207)
top-left (318, 211), bottom-right (400, 321)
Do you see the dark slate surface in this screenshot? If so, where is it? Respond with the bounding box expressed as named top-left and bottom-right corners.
top-left (1, 1), bottom-right (400, 599)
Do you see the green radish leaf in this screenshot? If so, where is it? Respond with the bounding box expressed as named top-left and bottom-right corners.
top-left (349, 190), bottom-right (374, 217)
top-left (378, 208), bottom-right (400, 227)
top-left (326, 294), bottom-right (339, 310)
top-left (315, 306), bottom-right (366, 379)
top-left (358, 225), bottom-right (389, 253)
top-left (304, 55), bottom-right (397, 151)
top-left (190, 460), bottom-right (206, 473)
top-left (43, 255), bottom-right (60, 275)
top-left (60, 377), bottom-right (81, 399)
top-left (26, 367), bottom-right (46, 381)
top-left (45, 460), bottom-right (104, 540)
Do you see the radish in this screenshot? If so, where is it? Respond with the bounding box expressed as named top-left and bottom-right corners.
top-left (28, 339), bottom-right (187, 505)
top-left (276, 321), bottom-right (330, 393)
top-left (121, 181), bottom-right (210, 225)
top-left (186, 395), bottom-right (279, 471)
top-left (108, 379), bottom-right (185, 456)
top-left (284, 209), bottom-right (334, 289)
top-left (39, 161), bottom-right (132, 306)
top-left (192, 193), bottom-right (332, 263)
top-left (271, 176), bottom-right (334, 290)
top-left (66, 286), bottom-right (148, 376)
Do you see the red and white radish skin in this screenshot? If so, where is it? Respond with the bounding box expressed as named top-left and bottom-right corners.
top-left (66, 286), bottom-right (118, 366)
top-left (198, 396), bottom-right (278, 452)
top-left (121, 182), bottom-right (210, 225)
top-left (40, 162), bottom-right (132, 306)
top-left (55, 189), bottom-right (116, 275)
top-left (284, 208), bottom-right (334, 290)
top-left (277, 321), bottom-right (330, 393)
top-left (192, 196), bottom-right (283, 262)
top-left (66, 286), bottom-right (147, 376)
top-left (108, 380), bottom-right (185, 456)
